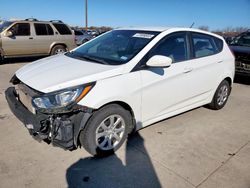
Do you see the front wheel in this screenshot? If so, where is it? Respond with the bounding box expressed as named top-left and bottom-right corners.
top-left (79, 104), bottom-right (133, 156)
top-left (50, 45), bottom-right (66, 55)
top-left (208, 80), bottom-right (230, 110)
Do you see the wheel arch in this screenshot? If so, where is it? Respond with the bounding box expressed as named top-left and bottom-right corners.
top-left (99, 101), bottom-right (135, 120)
top-left (76, 100), bottom-right (137, 147)
top-left (0, 47), bottom-right (4, 58)
top-left (49, 43), bottom-right (68, 54)
top-left (93, 101), bottom-right (136, 132)
top-left (224, 77), bottom-right (232, 87)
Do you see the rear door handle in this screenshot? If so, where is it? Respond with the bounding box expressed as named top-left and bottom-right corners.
top-left (29, 37), bottom-right (33, 40)
top-left (217, 60), bottom-right (223, 64)
top-left (183, 67), bottom-right (193, 73)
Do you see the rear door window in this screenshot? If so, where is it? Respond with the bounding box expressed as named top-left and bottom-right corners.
top-left (52, 23), bottom-right (72, 35)
top-left (191, 33), bottom-right (218, 58)
top-left (34, 23), bottom-right (54, 35)
top-left (10, 23), bottom-right (30, 36)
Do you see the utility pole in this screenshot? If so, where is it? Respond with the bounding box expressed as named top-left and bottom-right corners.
top-left (85, 0), bottom-right (88, 31)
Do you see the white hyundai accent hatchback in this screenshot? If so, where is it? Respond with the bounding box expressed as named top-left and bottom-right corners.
top-left (6, 27), bottom-right (235, 156)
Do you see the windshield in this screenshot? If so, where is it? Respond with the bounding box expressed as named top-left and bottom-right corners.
top-left (66, 30), bottom-right (160, 65)
top-left (0, 21), bottom-right (13, 33)
top-left (230, 32), bottom-right (250, 47)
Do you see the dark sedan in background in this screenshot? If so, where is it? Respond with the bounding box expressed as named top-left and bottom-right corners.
top-left (230, 30), bottom-right (250, 76)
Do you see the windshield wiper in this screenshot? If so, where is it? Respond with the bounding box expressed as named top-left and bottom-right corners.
top-left (80, 55), bottom-right (109, 65)
top-left (65, 52), bottom-right (109, 65)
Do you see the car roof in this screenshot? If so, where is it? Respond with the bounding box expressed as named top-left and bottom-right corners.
top-left (114, 27), bottom-right (223, 39)
top-left (115, 27), bottom-right (171, 32)
top-left (9, 19), bottom-right (65, 24)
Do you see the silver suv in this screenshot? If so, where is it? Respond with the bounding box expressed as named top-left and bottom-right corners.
top-left (0, 18), bottom-right (76, 60)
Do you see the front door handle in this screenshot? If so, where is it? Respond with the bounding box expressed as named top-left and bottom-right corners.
top-left (29, 37), bottom-right (33, 40)
top-left (183, 67), bottom-right (193, 73)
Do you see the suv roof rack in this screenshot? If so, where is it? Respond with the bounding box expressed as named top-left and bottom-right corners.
top-left (25, 18), bottom-right (38, 21)
top-left (50, 20), bottom-right (63, 23)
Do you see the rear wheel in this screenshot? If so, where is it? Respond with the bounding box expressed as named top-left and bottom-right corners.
top-left (79, 104), bottom-right (133, 157)
top-left (50, 45), bottom-right (66, 55)
top-left (0, 55), bottom-right (3, 64)
top-left (81, 39), bottom-right (89, 44)
top-left (208, 80), bottom-right (230, 110)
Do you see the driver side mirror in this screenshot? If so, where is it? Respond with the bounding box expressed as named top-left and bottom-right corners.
top-left (5, 30), bottom-right (14, 37)
top-left (146, 55), bottom-right (172, 68)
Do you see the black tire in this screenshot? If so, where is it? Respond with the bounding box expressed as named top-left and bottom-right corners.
top-left (79, 104), bottom-right (133, 157)
top-left (81, 39), bottom-right (88, 44)
top-left (0, 55), bottom-right (3, 64)
top-left (208, 80), bottom-right (230, 110)
top-left (50, 45), bottom-right (66, 55)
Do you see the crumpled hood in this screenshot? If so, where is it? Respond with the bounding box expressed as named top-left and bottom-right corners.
top-left (16, 54), bottom-right (124, 93)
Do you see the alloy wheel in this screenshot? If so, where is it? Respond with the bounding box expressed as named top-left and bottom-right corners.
top-left (95, 114), bottom-right (125, 150)
top-left (217, 85), bottom-right (228, 106)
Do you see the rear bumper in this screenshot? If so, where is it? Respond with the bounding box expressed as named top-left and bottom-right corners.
top-left (5, 87), bottom-right (86, 150)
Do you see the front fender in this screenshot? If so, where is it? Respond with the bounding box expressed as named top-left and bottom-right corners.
top-left (77, 72), bottom-right (142, 127)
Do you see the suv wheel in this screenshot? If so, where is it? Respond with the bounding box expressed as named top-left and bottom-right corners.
top-left (50, 45), bottom-right (66, 55)
top-left (82, 39), bottom-right (88, 44)
top-left (208, 80), bottom-right (230, 110)
top-left (79, 104), bottom-right (133, 157)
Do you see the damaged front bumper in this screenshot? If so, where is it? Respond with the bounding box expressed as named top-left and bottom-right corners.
top-left (5, 87), bottom-right (92, 150)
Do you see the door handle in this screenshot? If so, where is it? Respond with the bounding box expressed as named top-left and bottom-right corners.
top-left (183, 67), bottom-right (193, 73)
top-left (217, 60), bottom-right (223, 64)
top-left (29, 37), bottom-right (33, 39)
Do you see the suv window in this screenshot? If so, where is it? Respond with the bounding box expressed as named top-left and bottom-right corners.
top-left (74, 30), bottom-right (83, 35)
top-left (0, 21), bottom-right (13, 33)
top-left (192, 33), bottom-right (218, 58)
top-left (149, 32), bottom-right (188, 63)
top-left (52, 23), bottom-right (72, 35)
top-left (34, 23), bottom-right (54, 35)
top-left (10, 23), bottom-right (30, 36)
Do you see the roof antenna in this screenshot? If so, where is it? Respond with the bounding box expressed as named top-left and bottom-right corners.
top-left (190, 22), bottom-right (195, 28)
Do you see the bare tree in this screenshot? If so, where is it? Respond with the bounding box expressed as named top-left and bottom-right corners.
top-left (212, 26), bottom-right (250, 37)
top-left (198, 26), bottom-right (209, 31)
top-left (235, 27), bottom-right (249, 33)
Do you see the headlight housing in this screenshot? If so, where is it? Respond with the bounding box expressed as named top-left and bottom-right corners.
top-left (32, 83), bottom-right (94, 113)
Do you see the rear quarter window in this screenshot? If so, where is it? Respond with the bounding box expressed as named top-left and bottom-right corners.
top-left (52, 23), bottom-right (72, 35)
top-left (191, 32), bottom-right (223, 58)
top-left (213, 37), bottom-right (224, 53)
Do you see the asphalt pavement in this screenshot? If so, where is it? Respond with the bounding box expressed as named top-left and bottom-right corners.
top-left (0, 58), bottom-right (250, 188)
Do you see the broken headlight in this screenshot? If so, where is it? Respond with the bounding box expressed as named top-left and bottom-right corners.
top-left (32, 83), bottom-right (94, 112)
